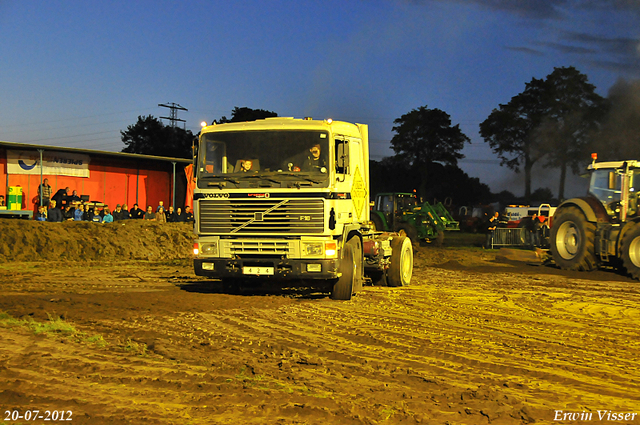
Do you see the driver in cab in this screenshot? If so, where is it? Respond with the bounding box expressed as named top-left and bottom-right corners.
top-left (301, 143), bottom-right (326, 172)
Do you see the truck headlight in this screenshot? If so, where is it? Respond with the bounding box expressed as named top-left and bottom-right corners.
top-left (199, 243), bottom-right (218, 256)
top-left (302, 242), bottom-right (323, 257)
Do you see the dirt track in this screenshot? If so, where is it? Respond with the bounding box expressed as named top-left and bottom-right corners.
top-left (1, 221), bottom-right (639, 424)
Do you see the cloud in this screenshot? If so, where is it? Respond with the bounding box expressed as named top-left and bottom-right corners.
top-left (562, 31), bottom-right (639, 57)
top-left (537, 41), bottom-right (598, 54)
top-left (504, 46), bottom-right (545, 56)
top-left (407, 0), bottom-right (640, 20)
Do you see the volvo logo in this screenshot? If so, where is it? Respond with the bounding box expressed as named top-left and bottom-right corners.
top-left (203, 193), bottom-right (230, 198)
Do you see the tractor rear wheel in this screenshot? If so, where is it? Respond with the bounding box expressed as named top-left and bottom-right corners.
top-left (549, 206), bottom-right (597, 271)
top-left (621, 223), bottom-right (640, 280)
top-left (387, 235), bottom-right (413, 287)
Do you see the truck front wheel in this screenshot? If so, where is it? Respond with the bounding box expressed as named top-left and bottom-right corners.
top-left (387, 235), bottom-right (413, 287)
top-left (550, 206), bottom-right (597, 271)
top-left (621, 223), bottom-right (640, 280)
top-left (331, 238), bottom-right (361, 300)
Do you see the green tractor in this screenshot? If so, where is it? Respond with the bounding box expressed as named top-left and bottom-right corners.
top-left (370, 192), bottom-right (459, 245)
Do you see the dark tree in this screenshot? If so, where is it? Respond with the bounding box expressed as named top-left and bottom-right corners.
top-left (121, 115), bottom-right (194, 159)
top-left (530, 187), bottom-right (556, 204)
top-left (390, 106), bottom-right (470, 200)
top-left (481, 67), bottom-right (607, 201)
top-left (536, 67), bottom-right (607, 200)
top-left (480, 78), bottom-right (549, 201)
top-left (214, 107), bottom-right (278, 124)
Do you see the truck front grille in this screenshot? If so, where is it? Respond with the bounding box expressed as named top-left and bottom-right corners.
top-left (199, 198), bottom-right (324, 234)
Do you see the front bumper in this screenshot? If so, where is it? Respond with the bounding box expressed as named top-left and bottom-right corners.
top-left (194, 258), bottom-right (339, 280)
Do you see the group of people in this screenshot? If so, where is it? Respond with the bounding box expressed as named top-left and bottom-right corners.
top-left (483, 211), bottom-right (549, 249)
top-left (37, 200), bottom-right (194, 223)
top-left (35, 179), bottom-right (194, 224)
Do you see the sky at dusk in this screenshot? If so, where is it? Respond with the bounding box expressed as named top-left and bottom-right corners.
top-left (1, 0), bottom-right (639, 199)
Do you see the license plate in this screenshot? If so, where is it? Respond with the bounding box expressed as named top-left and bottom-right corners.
top-left (242, 266), bottom-right (274, 275)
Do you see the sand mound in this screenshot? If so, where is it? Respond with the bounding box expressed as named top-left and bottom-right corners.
top-left (0, 219), bottom-right (195, 262)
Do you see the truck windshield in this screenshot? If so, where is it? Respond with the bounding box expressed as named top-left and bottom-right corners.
top-left (197, 130), bottom-right (330, 188)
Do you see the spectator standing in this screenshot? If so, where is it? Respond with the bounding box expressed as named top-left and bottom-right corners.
top-left (144, 206), bottom-right (156, 221)
top-left (483, 211), bottom-right (499, 249)
top-left (67, 190), bottom-right (81, 204)
top-left (156, 206), bottom-right (167, 223)
top-left (62, 205), bottom-right (74, 221)
top-left (166, 206), bottom-right (178, 223)
top-left (91, 207), bottom-right (102, 223)
top-left (83, 205), bottom-right (93, 221)
top-left (47, 200), bottom-right (63, 222)
top-left (176, 207), bottom-right (184, 222)
top-left (130, 204), bottom-right (145, 219)
top-left (112, 204), bottom-right (127, 221)
top-left (38, 178), bottom-right (52, 208)
top-left (121, 204), bottom-right (131, 219)
top-left (102, 208), bottom-right (114, 223)
top-left (184, 206), bottom-right (194, 223)
top-left (156, 201), bottom-right (165, 212)
top-left (74, 204), bottom-right (85, 221)
top-left (52, 187), bottom-right (70, 207)
top-left (36, 206), bottom-right (47, 221)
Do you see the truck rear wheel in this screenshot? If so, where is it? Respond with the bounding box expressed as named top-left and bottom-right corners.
top-left (621, 223), bottom-right (640, 280)
top-left (331, 238), bottom-right (361, 300)
top-left (371, 215), bottom-right (384, 232)
top-left (387, 235), bottom-right (413, 287)
top-left (550, 206), bottom-right (597, 271)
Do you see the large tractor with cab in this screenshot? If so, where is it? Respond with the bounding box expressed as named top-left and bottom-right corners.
top-left (550, 154), bottom-right (640, 279)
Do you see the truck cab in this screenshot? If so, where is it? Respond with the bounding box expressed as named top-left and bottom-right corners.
top-left (192, 117), bottom-right (413, 299)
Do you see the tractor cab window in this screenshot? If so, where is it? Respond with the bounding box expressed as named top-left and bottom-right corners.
top-left (590, 169), bottom-right (621, 215)
top-left (628, 170), bottom-right (640, 216)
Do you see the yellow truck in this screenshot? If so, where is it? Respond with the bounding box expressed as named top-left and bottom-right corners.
top-left (192, 117), bottom-right (413, 299)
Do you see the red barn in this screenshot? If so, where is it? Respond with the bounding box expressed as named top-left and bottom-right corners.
top-left (0, 141), bottom-right (192, 217)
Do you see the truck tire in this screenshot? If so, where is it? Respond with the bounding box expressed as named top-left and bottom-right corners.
top-left (371, 215), bottom-right (384, 232)
top-left (387, 235), bottom-right (413, 287)
top-left (396, 223), bottom-right (418, 243)
top-left (331, 238), bottom-right (359, 300)
top-left (621, 223), bottom-right (640, 280)
top-left (550, 206), bottom-right (597, 271)
top-left (351, 237), bottom-right (364, 292)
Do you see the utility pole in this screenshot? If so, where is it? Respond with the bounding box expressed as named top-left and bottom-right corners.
top-left (158, 103), bottom-right (188, 128)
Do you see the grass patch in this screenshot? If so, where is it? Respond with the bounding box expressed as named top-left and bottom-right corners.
top-left (123, 337), bottom-right (148, 356)
top-left (0, 311), bottom-right (108, 347)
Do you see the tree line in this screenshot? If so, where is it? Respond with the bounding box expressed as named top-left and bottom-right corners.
top-left (120, 67), bottom-right (640, 206)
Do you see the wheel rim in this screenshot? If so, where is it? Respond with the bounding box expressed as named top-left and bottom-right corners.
top-left (629, 236), bottom-right (640, 268)
top-left (400, 240), bottom-right (413, 283)
top-left (398, 228), bottom-right (407, 237)
top-left (556, 221), bottom-right (580, 260)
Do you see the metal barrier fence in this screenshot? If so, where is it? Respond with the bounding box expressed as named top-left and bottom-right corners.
top-left (490, 228), bottom-right (527, 248)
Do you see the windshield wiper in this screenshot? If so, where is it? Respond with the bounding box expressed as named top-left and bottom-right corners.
top-left (277, 173), bottom-right (322, 184)
top-left (205, 176), bottom-right (240, 187)
top-left (235, 174), bottom-right (281, 184)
